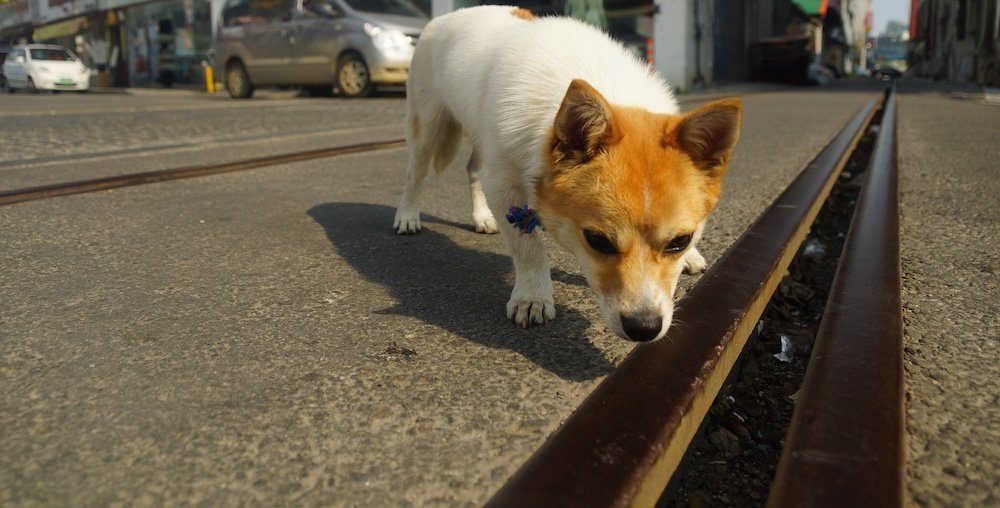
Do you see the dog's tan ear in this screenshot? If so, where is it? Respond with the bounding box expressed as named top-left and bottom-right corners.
top-left (673, 98), bottom-right (742, 172)
top-left (552, 79), bottom-right (620, 165)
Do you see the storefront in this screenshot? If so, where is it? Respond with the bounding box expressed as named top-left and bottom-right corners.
top-left (31, 12), bottom-right (130, 86)
top-left (10, 0), bottom-right (115, 86)
top-left (118, 0), bottom-right (212, 87)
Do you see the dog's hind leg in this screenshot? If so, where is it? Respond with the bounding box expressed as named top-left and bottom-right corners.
top-left (394, 107), bottom-right (461, 234)
top-left (466, 148), bottom-right (498, 234)
top-left (394, 110), bottom-right (433, 234)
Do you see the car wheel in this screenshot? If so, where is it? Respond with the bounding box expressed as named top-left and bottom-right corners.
top-left (225, 61), bottom-right (254, 99)
top-left (26, 77), bottom-right (38, 93)
top-left (336, 53), bottom-right (372, 98)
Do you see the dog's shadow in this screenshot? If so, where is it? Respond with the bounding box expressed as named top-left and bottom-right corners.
top-left (308, 202), bottom-right (613, 381)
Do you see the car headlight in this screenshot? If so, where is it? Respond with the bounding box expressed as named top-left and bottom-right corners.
top-left (364, 23), bottom-right (410, 52)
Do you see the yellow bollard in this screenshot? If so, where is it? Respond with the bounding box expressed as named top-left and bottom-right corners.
top-left (204, 65), bottom-right (216, 94)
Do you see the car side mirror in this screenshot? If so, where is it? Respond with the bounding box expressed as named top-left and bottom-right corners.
top-left (15, 55), bottom-right (25, 63)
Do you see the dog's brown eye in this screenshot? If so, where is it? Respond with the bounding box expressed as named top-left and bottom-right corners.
top-left (584, 230), bottom-right (618, 255)
top-left (663, 234), bottom-right (693, 254)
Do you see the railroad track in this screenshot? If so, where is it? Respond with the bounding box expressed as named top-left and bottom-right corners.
top-left (488, 86), bottom-right (903, 507)
top-left (0, 139), bottom-right (406, 207)
top-left (2, 87), bottom-right (903, 506)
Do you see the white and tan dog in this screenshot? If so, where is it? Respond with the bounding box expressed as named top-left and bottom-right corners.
top-left (394, 6), bottom-right (742, 342)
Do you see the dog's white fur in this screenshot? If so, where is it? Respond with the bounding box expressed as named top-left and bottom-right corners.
top-left (394, 6), bottom-right (708, 337)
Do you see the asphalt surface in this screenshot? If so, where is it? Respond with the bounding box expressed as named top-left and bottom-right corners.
top-left (0, 91), bottom-right (406, 190)
top-left (2, 81), bottom-right (995, 506)
top-left (895, 82), bottom-right (1000, 507)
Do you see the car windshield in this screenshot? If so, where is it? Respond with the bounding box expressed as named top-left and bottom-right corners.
top-left (341, 0), bottom-right (425, 18)
top-left (30, 48), bottom-right (76, 61)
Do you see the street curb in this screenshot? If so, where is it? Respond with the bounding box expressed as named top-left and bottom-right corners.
top-left (984, 88), bottom-right (1000, 105)
top-left (85, 87), bottom-right (131, 94)
top-left (88, 87), bottom-right (219, 97)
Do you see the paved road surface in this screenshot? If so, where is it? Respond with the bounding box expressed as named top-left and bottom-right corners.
top-left (896, 82), bottom-right (1000, 507)
top-left (1, 81), bottom-right (996, 506)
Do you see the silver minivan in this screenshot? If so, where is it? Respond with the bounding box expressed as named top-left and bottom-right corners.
top-left (214, 0), bottom-right (427, 98)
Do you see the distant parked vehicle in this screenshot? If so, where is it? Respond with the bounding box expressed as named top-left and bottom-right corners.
top-left (2, 44), bottom-right (90, 93)
top-left (0, 43), bottom-right (11, 91)
top-left (214, 0), bottom-right (427, 99)
top-left (872, 66), bottom-right (903, 81)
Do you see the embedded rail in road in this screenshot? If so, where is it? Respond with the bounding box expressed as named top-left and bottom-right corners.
top-left (0, 139), bottom-right (406, 207)
top-left (768, 88), bottom-right (903, 508)
top-left (486, 88), bottom-right (902, 507)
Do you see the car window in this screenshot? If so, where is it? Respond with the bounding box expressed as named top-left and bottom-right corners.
top-left (29, 48), bottom-right (76, 61)
top-left (303, 0), bottom-right (340, 18)
top-left (341, 0), bottom-right (425, 18)
top-left (222, 0), bottom-right (295, 26)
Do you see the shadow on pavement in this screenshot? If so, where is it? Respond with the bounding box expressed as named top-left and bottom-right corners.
top-left (308, 202), bottom-right (614, 381)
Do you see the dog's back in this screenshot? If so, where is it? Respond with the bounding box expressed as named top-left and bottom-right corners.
top-left (407, 6), bottom-right (678, 164)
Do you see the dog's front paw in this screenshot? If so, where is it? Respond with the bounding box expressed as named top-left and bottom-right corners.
top-left (682, 247), bottom-right (708, 274)
top-left (473, 213), bottom-right (498, 234)
top-left (393, 209), bottom-right (421, 235)
top-left (506, 291), bottom-right (556, 328)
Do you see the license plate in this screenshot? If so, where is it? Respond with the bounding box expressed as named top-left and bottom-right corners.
top-left (58, 77), bottom-right (74, 85)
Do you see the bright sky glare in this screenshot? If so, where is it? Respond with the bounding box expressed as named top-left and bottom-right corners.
top-left (871, 0), bottom-right (911, 33)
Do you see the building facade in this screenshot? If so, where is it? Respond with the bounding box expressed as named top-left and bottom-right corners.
top-left (3, 0), bottom-right (878, 90)
top-left (427, 0), bottom-right (871, 91)
top-left (0, 0), bottom-right (34, 44)
top-left (910, 0), bottom-right (1000, 85)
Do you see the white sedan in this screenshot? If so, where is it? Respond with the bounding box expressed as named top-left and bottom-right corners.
top-left (2, 44), bottom-right (90, 93)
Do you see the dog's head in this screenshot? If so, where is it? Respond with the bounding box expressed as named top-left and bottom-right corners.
top-left (537, 79), bottom-right (742, 342)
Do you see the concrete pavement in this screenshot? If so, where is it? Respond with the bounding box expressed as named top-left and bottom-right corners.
top-left (896, 83), bottom-right (1000, 507)
top-left (4, 82), bottom-right (995, 505)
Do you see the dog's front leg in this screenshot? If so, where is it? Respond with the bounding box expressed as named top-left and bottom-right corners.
top-left (499, 223), bottom-right (556, 327)
top-left (485, 167), bottom-right (556, 327)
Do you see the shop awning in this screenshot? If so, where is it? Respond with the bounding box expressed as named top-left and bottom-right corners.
top-left (33, 16), bottom-right (86, 41)
top-left (791, 0), bottom-right (828, 16)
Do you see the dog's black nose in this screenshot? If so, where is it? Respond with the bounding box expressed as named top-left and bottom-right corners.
top-left (621, 313), bottom-right (663, 342)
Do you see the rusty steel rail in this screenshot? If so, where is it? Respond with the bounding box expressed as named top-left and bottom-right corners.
top-left (486, 93), bottom-right (884, 508)
top-left (0, 139), bottom-right (406, 207)
top-left (768, 89), bottom-right (904, 507)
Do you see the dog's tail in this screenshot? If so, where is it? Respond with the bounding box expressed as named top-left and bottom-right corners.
top-left (430, 114), bottom-right (462, 176)
top-left (405, 101), bottom-right (463, 177)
